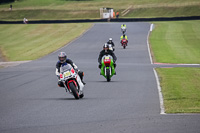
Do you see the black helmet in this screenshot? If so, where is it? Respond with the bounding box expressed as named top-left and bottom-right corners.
top-left (58, 52), bottom-right (67, 63)
top-left (103, 43), bottom-right (109, 51)
top-left (103, 43), bottom-right (108, 48)
top-left (123, 34), bottom-right (126, 37)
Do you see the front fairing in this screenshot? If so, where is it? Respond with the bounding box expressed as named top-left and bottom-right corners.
top-left (60, 64), bottom-right (84, 92)
top-left (60, 64), bottom-right (76, 81)
top-left (100, 55), bottom-right (115, 78)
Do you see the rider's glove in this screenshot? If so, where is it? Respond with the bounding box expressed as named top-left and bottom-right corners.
top-left (75, 69), bottom-right (80, 73)
top-left (57, 75), bottom-right (60, 80)
top-left (114, 63), bottom-right (116, 68)
top-left (98, 64), bottom-right (101, 69)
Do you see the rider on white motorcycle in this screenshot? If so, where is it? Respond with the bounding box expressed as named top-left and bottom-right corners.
top-left (121, 24), bottom-right (127, 29)
top-left (55, 52), bottom-right (86, 87)
top-left (107, 38), bottom-right (115, 51)
top-left (121, 24), bottom-right (127, 34)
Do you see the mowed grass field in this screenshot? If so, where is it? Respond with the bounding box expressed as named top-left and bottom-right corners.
top-left (150, 20), bottom-right (200, 64)
top-left (0, 23), bottom-right (92, 61)
top-left (156, 68), bottom-right (200, 113)
top-left (150, 20), bottom-right (200, 113)
top-left (0, 0), bottom-right (200, 20)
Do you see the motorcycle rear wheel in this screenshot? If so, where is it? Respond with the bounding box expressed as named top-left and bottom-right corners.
top-left (69, 82), bottom-right (79, 99)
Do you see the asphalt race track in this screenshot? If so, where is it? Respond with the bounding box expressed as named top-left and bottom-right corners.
top-left (0, 22), bottom-right (200, 133)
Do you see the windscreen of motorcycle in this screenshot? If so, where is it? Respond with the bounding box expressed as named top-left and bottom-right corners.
top-left (102, 55), bottom-right (113, 61)
top-left (60, 64), bottom-right (72, 73)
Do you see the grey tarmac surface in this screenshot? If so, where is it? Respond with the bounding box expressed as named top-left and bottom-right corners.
top-left (0, 22), bottom-right (200, 133)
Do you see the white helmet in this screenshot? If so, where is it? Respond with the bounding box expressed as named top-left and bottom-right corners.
top-left (109, 38), bottom-right (112, 41)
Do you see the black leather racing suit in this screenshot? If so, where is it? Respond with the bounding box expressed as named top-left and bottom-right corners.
top-left (98, 50), bottom-right (117, 68)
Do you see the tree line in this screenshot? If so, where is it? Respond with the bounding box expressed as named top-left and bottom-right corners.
top-left (0, 0), bottom-right (17, 4)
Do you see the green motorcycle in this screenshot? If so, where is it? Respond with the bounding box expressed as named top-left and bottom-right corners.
top-left (100, 55), bottom-right (116, 82)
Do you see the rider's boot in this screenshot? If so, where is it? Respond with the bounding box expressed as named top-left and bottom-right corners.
top-left (78, 71), bottom-right (86, 85)
top-left (82, 80), bottom-right (86, 85)
top-left (58, 81), bottom-right (65, 87)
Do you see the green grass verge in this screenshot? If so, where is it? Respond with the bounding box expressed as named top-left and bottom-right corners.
top-left (151, 20), bottom-right (200, 113)
top-left (150, 20), bottom-right (200, 64)
top-left (0, 10), bottom-right (99, 20)
top-left (0, 23), bottom-right (92, 61)
top-left (0, 0), bottom-right (200, 20)
top-left (156, 67), bottom-right (200, 113)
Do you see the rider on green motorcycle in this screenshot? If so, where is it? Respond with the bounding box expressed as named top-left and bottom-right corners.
top-left (98, 43), bottom-right (117, 69)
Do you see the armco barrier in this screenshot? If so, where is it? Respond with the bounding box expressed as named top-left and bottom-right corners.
top-left (0, 16), bottom-right (200, 24)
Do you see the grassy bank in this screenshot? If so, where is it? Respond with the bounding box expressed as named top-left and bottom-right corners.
top-left (156, 67), bottom-right (200, 113)
top-left (126, 5), bottom-right (200, 18)
top-left (150, 20), bottom-right (200, 64)
top-left (0, 0), bottom-right (200, 20)
top-left (0, 23), bottom-right (92, 61)
top-left (150, 20), bottom-right (200, 113)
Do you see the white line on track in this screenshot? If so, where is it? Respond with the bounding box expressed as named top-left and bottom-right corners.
top-left (153, 68), bottom-right (166, 114)
top-left (154, 62), bottom-right (200, 66)
top-left (147, 24), bottom-right (153, 64)
top-left (147, 23), bottom-right (165, 114)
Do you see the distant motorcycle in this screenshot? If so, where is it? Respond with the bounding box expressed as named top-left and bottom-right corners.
top-left (100, 55), bottom-right (116, 82)
top-left (121, 27), bottom-right (126, 34)
top-left (121, 38), bottom-right (128, 49)
top-left (59, 63), bottom-right (84, 99)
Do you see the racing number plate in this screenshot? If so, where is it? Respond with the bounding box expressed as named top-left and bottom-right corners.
top-left (105, 57), bottom-right (109, 60)
top-left (64, 71), bottom-right (71, 77)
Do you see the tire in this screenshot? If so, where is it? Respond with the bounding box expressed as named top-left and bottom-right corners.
top-left (123, 45), bottom-right (126, 49)
top-left (69, 82), bottom-right (79, 99)
top-left (106, 69), bottom-right (111, 82)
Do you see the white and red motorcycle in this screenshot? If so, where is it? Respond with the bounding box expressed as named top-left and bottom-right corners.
top-left (60, 64), bottom-right (84, 99)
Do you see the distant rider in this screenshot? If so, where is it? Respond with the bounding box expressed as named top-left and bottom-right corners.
top-left (121, 24), bottom-right (127, 33)
top-left (107, 38), bottom-right (115, 51)
top-left (98, 43), bottom-right (117, 69)
top-left (120, 34), bottom-right (128, 45)
top-left (23, 18), bottom-right (28, 24)
top-left (121, 24), bottom-right (127, 29)
top-left (55, 52), bottom-right (85, 87)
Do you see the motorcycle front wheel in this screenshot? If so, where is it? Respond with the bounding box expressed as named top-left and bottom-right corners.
top-left (106, 69), bottom-right (111, 82)
top-left (69, 82), bottom-right (79, 99)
